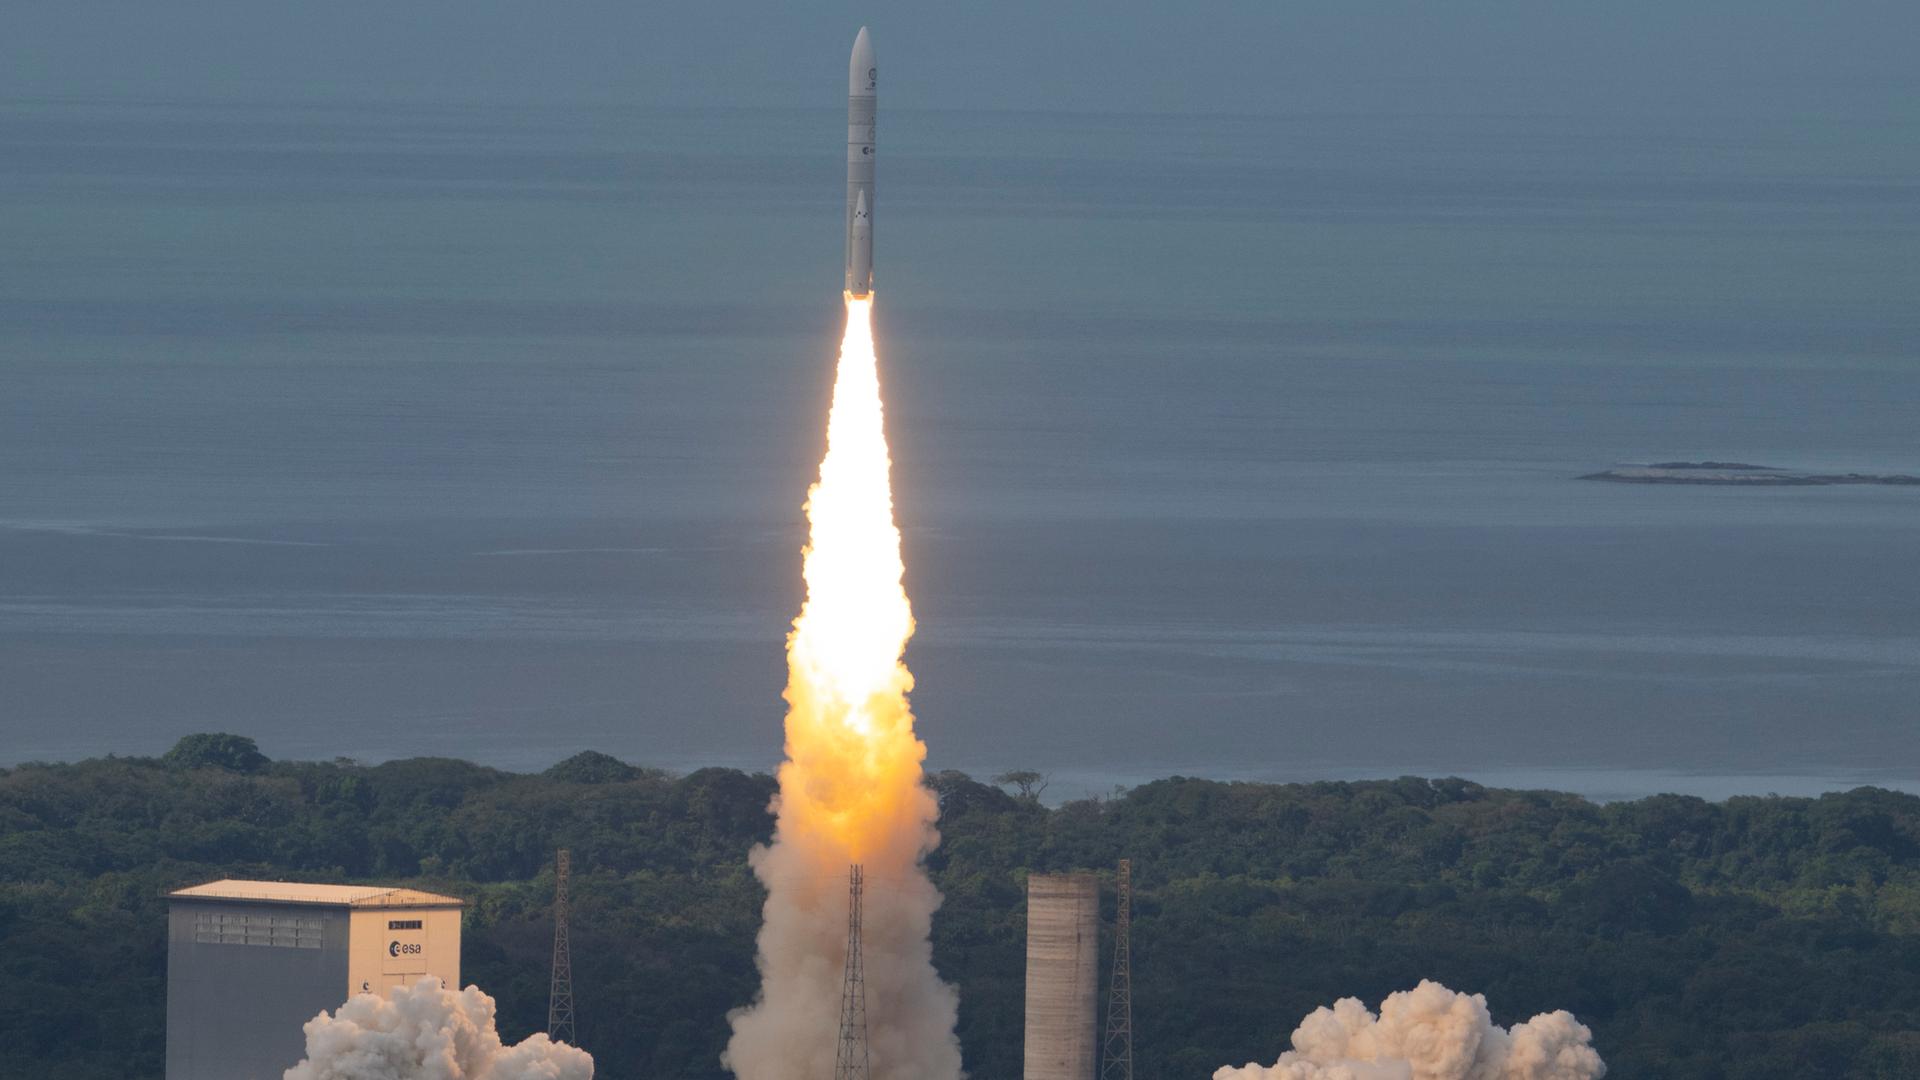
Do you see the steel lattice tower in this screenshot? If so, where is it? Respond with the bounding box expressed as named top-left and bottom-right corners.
top-left (1101, 859), bottom-right (1134, 1080)
top-left (548, 849), bottom-right (576, 1045)
top-left (834, 865), bottom-right (871, 1080)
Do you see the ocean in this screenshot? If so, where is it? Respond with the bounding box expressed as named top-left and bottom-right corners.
top-left (2, 100), bottom-right (1916, 800)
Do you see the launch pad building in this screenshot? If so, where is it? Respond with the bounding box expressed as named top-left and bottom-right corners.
top-left (165, 879), bottom-right (462, 1080)
top-left (1024, 873), bottom-right (1100, 1080)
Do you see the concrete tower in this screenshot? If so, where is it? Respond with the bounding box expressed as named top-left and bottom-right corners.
top-left (1024, 873), bottom-right (1100, 1080)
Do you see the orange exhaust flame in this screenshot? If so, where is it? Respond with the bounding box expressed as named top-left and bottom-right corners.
top-left (781, 294), bottom-right (925, 862)
top-left (724, 296), bottom-right (960, 1080)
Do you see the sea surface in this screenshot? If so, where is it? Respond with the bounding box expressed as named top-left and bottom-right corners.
top-left (3, 101), bottom-right (1917, 801)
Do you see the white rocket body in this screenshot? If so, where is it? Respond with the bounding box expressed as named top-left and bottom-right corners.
top-left (846, 27), bottom-right (875, 298)
top-left (849, 190), bottom-right (871, 298)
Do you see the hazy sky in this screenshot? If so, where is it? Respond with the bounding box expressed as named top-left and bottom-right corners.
top-left (6, 0), bottom-right (1917, 116)
top-left (5, 4), bottom-right (1918, 792)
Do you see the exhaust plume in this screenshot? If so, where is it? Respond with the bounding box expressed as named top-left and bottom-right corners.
top-left (723, 297), bottom-right (962, 1080)
top-left (1215, 980), bottom-right (1605, 1080)
top-left (284, 977), bottom-right (593, 1080)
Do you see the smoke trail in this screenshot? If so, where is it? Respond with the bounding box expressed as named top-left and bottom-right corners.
top-left (284, 977), bottom-right (593, 1080)
top-left (723, 297), bottom-right (962, 1080)
top-left (1214, 980), bottom-right (1605, 1080)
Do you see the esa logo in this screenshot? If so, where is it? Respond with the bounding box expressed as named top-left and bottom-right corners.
top-left (389, 940), bottom-right (423, 957)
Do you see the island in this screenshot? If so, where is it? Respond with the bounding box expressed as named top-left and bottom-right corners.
top-left (1581, 461), bottom-right (1920, 486)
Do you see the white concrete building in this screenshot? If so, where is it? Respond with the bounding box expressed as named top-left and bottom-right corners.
top-left (165, 879), bottom-right (462, 1080)
top-left (1024, 872), bottom-right (1100, 1080)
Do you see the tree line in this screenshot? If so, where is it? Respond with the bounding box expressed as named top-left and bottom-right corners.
top-left (2, 734), bottom-right (1917, 1078)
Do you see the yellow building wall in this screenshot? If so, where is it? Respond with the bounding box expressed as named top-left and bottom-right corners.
top-left (346, 906), bottom-right (462, 1000)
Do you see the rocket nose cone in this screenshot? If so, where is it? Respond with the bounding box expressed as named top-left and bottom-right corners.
top-left (850, 27), bottom-right (875, 94)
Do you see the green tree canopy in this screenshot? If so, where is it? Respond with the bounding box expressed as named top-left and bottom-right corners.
top-left (543, 751), bottom-right (643, 784)
top-left (3, 753), bottom-right (1917, 1079)
top-left (161, 733), bottom-right (269, 774)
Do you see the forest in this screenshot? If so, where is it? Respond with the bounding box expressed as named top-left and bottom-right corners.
top-left (3, 734), bottom-right (1918, 1079)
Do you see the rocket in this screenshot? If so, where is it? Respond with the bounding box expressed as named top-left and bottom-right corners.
top-left (845, 27), bottom-right (875, 299)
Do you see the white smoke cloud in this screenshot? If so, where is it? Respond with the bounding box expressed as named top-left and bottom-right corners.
top-left (1215, 980), bottom-right (1605, 1080)
top-left (284, 976), bottom-right (594, 1080)
top-left (725, 839), bottom-right (961, 1080)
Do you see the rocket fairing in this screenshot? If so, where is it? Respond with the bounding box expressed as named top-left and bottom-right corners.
top-left (845, 26), bottom-right (875, 299)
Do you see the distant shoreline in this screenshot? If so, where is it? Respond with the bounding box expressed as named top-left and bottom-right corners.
top-left (10, 744), bottom-right (1918, 808)
top-left (1582, 461), bottom-right (1920, 486)
top-left (1027, 764), bottom-right (1920, 807)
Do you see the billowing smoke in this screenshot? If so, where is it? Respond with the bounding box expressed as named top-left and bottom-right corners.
top-left (284, 977), bottom-right (594, 1080)
top-left (723, 300), bottom-right (963, 1080)
top-left (1215, 980), bottom-right (1605, 1080)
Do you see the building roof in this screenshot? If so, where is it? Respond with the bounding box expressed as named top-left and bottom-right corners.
top-left (168, 879), bottom-right (464, 908)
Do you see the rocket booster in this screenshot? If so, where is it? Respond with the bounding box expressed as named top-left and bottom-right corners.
top-left (846, 27), bottom-right (875, 298)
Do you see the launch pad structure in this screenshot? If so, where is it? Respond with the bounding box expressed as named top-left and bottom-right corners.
top-left (549, 849), bottom-right (576, 1045)
top-left (1022, 864), bottom-right (1138, 1080)
top-left (835, 865), bottom-right (871, 1080)
top-left (163, 879), bottom-right (463, 1080)
top-left (1102, 860), bottom-right (1134, 1080)
top-left (1024, 872), bottom-right (1100, 1080)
